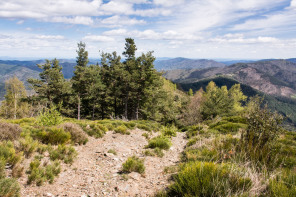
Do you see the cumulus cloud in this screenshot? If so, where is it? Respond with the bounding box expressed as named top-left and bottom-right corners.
top-left (210, 34), bottom-right (279, 44)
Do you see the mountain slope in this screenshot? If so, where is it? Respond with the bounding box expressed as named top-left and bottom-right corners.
top-left (165, 60), bottom-right (296, 98)
top-left (179, 76), bottom-right (296, 128)
top-left (154, 57), bottom-right (225, 70)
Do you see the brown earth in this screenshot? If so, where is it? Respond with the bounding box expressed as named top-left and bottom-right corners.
top-left (20, 129), bottom-right (187, 197)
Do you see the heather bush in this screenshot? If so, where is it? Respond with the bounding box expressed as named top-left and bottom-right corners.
top-left (0, 122), bottom-right (22, 141)
top-left (0, 141), bottom-right (22, 166)
top-left (146, 136), bottom-right (171, 150)
top-left (114, 125), bottom-right (130, 135)
top-left (37, 105), bottom-right (63, 126)
top-left (122, 156), bottom-right (145, 174)
top-left (0, 178), bottom-right (20, 197)
top-left (35, 127), bottom-right (71, 145)
top-left (49, 144), bottom-right (77, 164)
top-left (161, 125), bottom-right (177, 137)
top-left (165, 161), bottom-right (252, 196)
top-left (19, 136), bottom-right (38, 157)
top-left (60, 123), bottom-right (88, 145)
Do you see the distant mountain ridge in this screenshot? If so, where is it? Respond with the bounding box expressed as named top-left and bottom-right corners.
top-left (164, 59), bottom-right (296, 98)
top-left (154, 57), bottom-right (226, 70)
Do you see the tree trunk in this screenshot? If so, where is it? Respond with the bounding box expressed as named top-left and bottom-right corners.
top-left (124, 92), bottom-right (129, 119)
top-left (14, 93), bottom-right (17, 119)
top-left (77, 94), bottom-right (81, 120)
top-left (92, 103), bottom-right (95, 120)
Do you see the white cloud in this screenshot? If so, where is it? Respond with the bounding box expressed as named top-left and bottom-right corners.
top-left (49, 16), bottom-right (94, 25)
top-left (100, 15), bottom-right (146, 27)
top-left (35, 35), bottom-right (65, 40)
top-left (210, 34), bottom-right (279, 44)
top-left (83, 35), bottom-right (115, 42)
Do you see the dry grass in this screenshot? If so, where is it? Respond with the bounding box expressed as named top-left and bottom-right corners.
top-left (0, 122), bottom-right (22, 141)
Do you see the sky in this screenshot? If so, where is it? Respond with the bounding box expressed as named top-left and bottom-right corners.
top-left (0, 0), bottom-right (296, 60)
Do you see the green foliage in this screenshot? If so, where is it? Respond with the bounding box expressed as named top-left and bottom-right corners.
top-left (146, 136), bottom-right (172, 150)
top-left (0, 178), bottom-right (20, 197)
top-left (19, 136), bottom-right (38, 157)
top-left (27, 159), bottom-right (61, 186)
top-left (153, 147), bottom-right (164, 158)
top-left (35, 127), bottom-right (71, 145)
top-left (60, 123), bottom-right (88, 145)
top-left (166, 162), bottom-right (251, 197)
top-left (122, 156), bottom-right (145, 174)
top-left (107, 149), bottom-right (117, 155)
top-left (266, 169), bottom-right (296, 197)
top-left (0, 122), bottom-right (22, 141)
top-left (49, 144), bottom-right (77, 164)
top-left (80, 123), bottom-right (106, 138)
top-left (161, 125), bottom-right (177, 137)
top-left (0, 141), bottom-right (22, 166)
top-left (37, 105), bottom-right (63, 126)
top-left (114, 125), bottom-right (130, 135)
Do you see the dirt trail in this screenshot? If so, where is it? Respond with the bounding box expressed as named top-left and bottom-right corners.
top-left (21, 129), bottom-right (187, 197)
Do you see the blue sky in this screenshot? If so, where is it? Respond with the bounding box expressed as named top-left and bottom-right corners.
top-left (0, 0), bottom-right (296, 59)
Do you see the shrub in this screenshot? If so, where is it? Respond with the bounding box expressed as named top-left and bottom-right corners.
top-left (19, 136), bottom-right (38, 157)
top-left (161, 126), bottom-right (177, 137)
top-left (142, 133), bottom-right (150, 140)
top-left (12, 164), bottom-right (24, 178)
top-left (35, 128), bottom-right (71, 145)
top-left (37, 105), bottom-right (63, 126)
top-left (27, 159), bottom-right (61, 186)
top-left (108, 149), bottom-right (117, 155)
top-left (122, 156), bottom-right (145, 174)
top-left (124, 122), bottom-right (136, 129)
top-left (166, 161), bottom-right (252, 196)
top-left (187, 137), bottom-right (198, 147)
top-left (0, 178), bottom-right (20, 197)
top-left (0, 141), bottom-right (22, 166)
top-left (186, 124), bottom-right (206, 138)
top-left (154, 148), bottom-right (164, 158)
top-left (0, 122), bottom-right (22, 141)
top-left (146, 136), bottom-right (171, 150)
top-left (212, 122), bottom-right (247, 134)
top-left (80, 123), bottom-right (105, 138)
top-left (49, 144), bottom-right (77, 164)
top-left (137, 124), bottom-right (151, 132)
top-left (60, 123), bottom-right (88, 145)
top-left (144, 150), bottom-right (155, 156)
top-left (114, 125), bottom-right (130, 135)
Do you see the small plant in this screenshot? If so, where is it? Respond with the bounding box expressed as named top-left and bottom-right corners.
top-left (19, 136), bottom-right (38, 157)
top-left (122, 156), bottom-right (145, 174)
top-left (49, 144), bottom-right (77, 164)
top-left (12, 164), bottom-right (24, 178)
top-left (146, 136), bottom-right (172, 150)
top-left (0, 141), bottom-right (22, 166)
top-left (0, 178), bottom-right (21, 197)
top-left (80, 123), bottom-right (105, 138)
top-left (108, 149), bottom-right (117, 155)
top-left (114, 125), bottom-right (130, 135)
top-left (0, 122), bottom-right (22, 141)
top-left (60, 123), bottom-right (88, 145)
top-left (137, 124), bottom-right (151, 132)
top-left (142, 133), bottom-right (150, 140)
top-left (27, 159), bottom-right (61, 186)
top-left (37, 105), bottom-right (63, 126)
top-left (154, 147), bottom-right (164, 157)
top-left (161, 125), bottom-right (177, 137)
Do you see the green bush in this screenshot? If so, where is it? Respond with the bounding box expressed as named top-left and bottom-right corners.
top-left (108, 149), bottom-right (117, 155)
top-left (19, 136), bottom-right (38, 158)
top-left (166, 161), bottom-right (252, 196)
top-left (0, 141), bottom-right (22, 166)
top-left (137, 124), bottom-right (151, 132)
top-left (186, 124), bottom-right (206, 138)
top-left (0, 178), bottom-right (20, 197)
top-left (122, 156), bottom-right (145, 174)
top-left (161, 126), bottom-right (177, 137)
top-left (0, 122), bottom-right (22, 141)
top-left (212, 122), bottom-right (247, 134)
top-left (114, 125), bottom-right (130, 135)
top-left (60, 123), bottom-right (88, 145)
top-left (146, 136), bottom-right (171, 150)
top-left (35, 128), bottom-right (71, 145)
top-left (142, 133), bottom-right (150, 140)
top-left (80, 123), bottom-right (105, 138)
top-left (27, 159), bottom-right (61, 186)
top-left (124, 122), bottom-right (136, 129)
top-left (37, 105), bottom-right (63, 126)
top-left (154, 147), bottom-right (164, 158)
top-left (49, 144), bottom-right (77, 164)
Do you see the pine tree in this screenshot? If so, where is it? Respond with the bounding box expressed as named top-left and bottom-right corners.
top-left (28, 59), bottom-right (70, 108)
top-left (72, 42), bottom-right (89, 120)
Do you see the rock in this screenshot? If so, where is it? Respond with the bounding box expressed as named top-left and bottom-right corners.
top-left (129, 172), bottom-right (141, 181)
top-left (44, 193), bottom-right (55, 197)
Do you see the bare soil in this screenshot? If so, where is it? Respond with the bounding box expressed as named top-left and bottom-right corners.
top-left (20, 129), bottom-right (187, 197)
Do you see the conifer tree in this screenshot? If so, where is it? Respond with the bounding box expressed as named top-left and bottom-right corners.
top-left (72, 42), bottom-right (89, 120)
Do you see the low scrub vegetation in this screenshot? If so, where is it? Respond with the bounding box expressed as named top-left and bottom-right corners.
top-left (0, 122), bottom-right (22, 141)
top-left (122, 156), bottom-right (145, 174)
top-left (146, 136), bottom-right (172, 150)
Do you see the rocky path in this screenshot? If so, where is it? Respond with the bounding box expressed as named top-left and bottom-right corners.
top-left (21, 129), bottom-right (187, 197)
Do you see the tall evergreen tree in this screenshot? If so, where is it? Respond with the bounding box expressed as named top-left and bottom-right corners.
top-left (72, 42), bottom-right (89, 120)
top-left (28, 59), bottom-right (70, 106)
